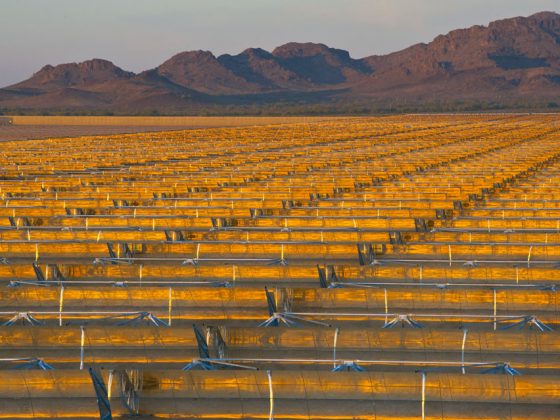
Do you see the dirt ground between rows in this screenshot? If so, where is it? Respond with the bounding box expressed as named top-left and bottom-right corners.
top-left (0, 125), bottom-right (209, 141)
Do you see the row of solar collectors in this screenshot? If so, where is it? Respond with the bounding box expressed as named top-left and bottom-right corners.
top-left (0, 242), bottom-right (559, 263)
top-left (6, 228), bottom-right (560, 245)
top-left (1, 370), bottom-right (560, 419)
top-left (0, 327), bottom-right (558, 372)
top-left (0, 286), bottom-right (557, 329)
top-left (1, 262), bottom-right (559, 285)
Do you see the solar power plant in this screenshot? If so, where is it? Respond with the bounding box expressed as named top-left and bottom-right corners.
top-left (1, 114), bottom-right (560, 419)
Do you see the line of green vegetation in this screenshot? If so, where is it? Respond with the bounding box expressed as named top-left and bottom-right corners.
top-left (1, 99), bottom-right (558, 117)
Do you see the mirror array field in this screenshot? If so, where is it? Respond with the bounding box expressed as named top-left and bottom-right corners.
top-left (1, 114), bottom-right (560, 419)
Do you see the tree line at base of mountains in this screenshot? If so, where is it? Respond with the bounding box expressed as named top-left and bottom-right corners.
top-left (1, 99), bottom-right (558, 117)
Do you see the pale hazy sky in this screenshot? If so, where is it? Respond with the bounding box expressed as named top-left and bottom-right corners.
top-left (1, 0), bottom-right (558, 87)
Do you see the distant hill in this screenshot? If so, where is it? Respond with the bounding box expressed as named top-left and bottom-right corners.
top-left (1, 11), bottom-right (559, 113)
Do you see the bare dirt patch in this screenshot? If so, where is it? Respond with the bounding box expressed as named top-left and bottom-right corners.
top-left (0, 125), bottom-right (202, 141)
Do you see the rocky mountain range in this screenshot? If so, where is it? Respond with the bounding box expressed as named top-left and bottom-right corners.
top-left (1, 11), bottom-right (559, 112)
